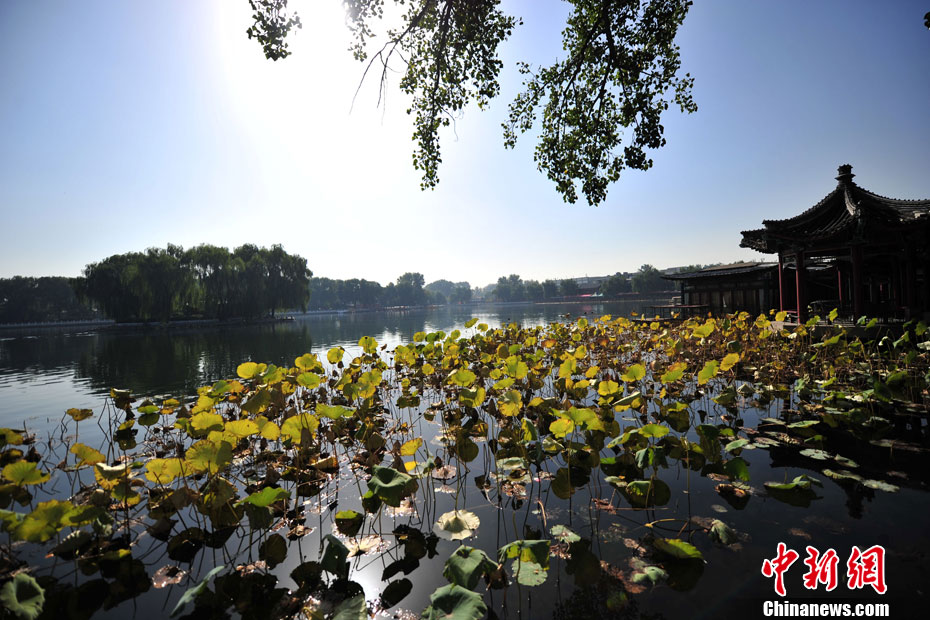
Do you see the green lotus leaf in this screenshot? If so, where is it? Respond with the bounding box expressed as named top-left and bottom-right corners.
top-left (335, 510), bottom-right (365, 537)
top-left (224, 419), bottom-right (258, 438)
top-left (653, 538), bottom-right (704, 560)
top-left (621, 363), bottom-right (646, 382)
top-left (326, 346), bottom-right (346, 364)
top-left (422, 584), bottom-right (487, 620)
top-left (185, 440), bottom-right (232, 475)
top-left (317, 403), bottom-right (354, 419)
top-left (443, 546), bottom-right (496, 589)
top-left (297, 372), bottom-right (322, 389)
top-left (511, 559), bottom-right (548, 586)
top-left (170, 565), bottom-right (224, 617)
top-left (332, 593), bottom-right (368, 620)
top-left (549, 417), bottom-right (574, 439)
top-left (295, 353), bottom-right (322, 371)
top-left (279, 413), bottom-right (319, 443)
top-left (65, 408), bottom-right (94, 422)
top-left (550, 524), bottom-right (581, 543)
top-left (697, 360), bottom-right (719, 385)
top-left (709, 519), bottom-right (737, 545)
top-left (238, 486), bottom-right (289, 508)
top-left (368, 466), bottom-right (416, 507)
top-left (499, 539), bottom-right (550, 569)
top-left (358, 336), bottom-right (378, 355)
top-left (632, 565), bottom-right (668, 586)
top-left (190, 412), bottom-right (224, 434)
top-left (719, 352), bottom-right (740, 372)
top-left (236, 362), bottom-right (262, 379)
top-left (639, 423), bottom-right (669, 439)
top-left (3, 461), bottom-right (50, 486)
top-left (0, 573), bottom-right (44, 620)
top-left (144, 458), bottom-right (186, 484)
top-left (321, 534), bottom-right (349, 579)
top-left (498, 390), bottom-right (522, 417)
top-left (863, 479), bottom-right (899, 492)
top-left (459, 386), bottom-right (486, 407)
top-left (448, 368), bottom-right (477, 387)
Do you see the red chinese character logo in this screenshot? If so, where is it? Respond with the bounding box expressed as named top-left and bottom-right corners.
top-left (847, 545), bottom-right (887, 594)
top-left (802, 546), bottom-right (839, 591)
top-left (762, 542), bottom-right (800, 596)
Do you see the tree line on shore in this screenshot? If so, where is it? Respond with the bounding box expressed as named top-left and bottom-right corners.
top-left (1, 245), bottom-right (693, 324)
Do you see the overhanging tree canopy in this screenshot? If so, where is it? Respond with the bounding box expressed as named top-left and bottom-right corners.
top-left (247, 0), bottom-right (696, 205)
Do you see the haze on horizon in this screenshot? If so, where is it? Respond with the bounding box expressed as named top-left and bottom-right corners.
top-left (1, 1), bottom-right (928, 289)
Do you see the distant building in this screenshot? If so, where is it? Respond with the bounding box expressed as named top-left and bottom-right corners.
top-left (662, 262), bottom-right (778, 316)
top-left (740, 165), bottom-right (930, 321)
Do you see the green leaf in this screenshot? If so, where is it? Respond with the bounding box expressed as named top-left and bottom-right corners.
top-left (639, 423), bottom-right (669, 438)
top-left (697, 360), bottom-right (719, 385)
top-left (332, 593), bottom-right (368, 620)
top-left (443, 546), bottom-right (496, 589)
top-left (368, 466), bottom-right (416, 507)
top-left (2, 462), bottom-right (50, 486)
top-left (724, 439), bottom-right (750, 453)
top-left (297, 372), bottom-right (322, 389)
top-left (653, 538), bottom-right (703, 560)
top-left (498, 390), bottom-right (523, 416)
top-left (550, 524), bottom-right (581, 543)
top-left (615, 478), bottom-right (671, 508)
top-left (434, 510), bottom-right (480, 541)
top-left (358, 336), bottom-right (378, 355)
top-left (279, 413), bottom-right (319, 443)
top-left (709, 519), bottom-right (737, 545)
top-left (0, 573), bottom-right (44, 620)
top-left (632, 565), bottom-right (668, 586)
top-left (499, 539), bottom-right (550, 569)
top-left (863, 479), bottom-right (899, 493)
top-left (719, 353), bottom-right (740, 372)
top-left (170, 565), bottom-right (224, 617)
top-left (236, 362), bottom-right (262, 379)
top-left (512, 559), bottom-right (548, 586)
top-left (448, 368), bottom-right (477, 387)
top-left (723, 457), bottom-right (750, 482)
top-left (621, 363), bottom-right (646, 382)
top-left (422, 584), bottom-right (487, 620)
top-left (326, 346), bottom-right (346, 364)
top-left (185, 440), bottom-right (232, 475)
top-left (224, 419), bottom-right (258, 438)
top-left (65, 408), bottom-right (94, 422)
top-left (321, 534), bottom-right (349, 579)
top-left (238, 487), bottom-right (289, 508)
top-left (549, 417), bottom-right (574, 439)
top-left (335, 510), bottom-right (365, 537)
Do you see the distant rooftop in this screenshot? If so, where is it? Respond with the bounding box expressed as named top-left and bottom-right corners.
top-left (662, 261), bottom-right (777, 281)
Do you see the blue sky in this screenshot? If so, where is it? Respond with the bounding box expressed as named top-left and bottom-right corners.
top-left (1, 1), bottom-right (928, 287)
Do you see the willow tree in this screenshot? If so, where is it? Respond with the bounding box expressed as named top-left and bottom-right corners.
top-left (246, 0), bottom-right (696, 205)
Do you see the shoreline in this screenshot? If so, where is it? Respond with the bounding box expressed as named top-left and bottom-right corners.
top-left (0, 293), bottom-right (679, 335)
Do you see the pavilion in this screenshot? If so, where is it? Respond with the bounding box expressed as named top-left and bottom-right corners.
top-left (740, 165), bottom-right (930, 322)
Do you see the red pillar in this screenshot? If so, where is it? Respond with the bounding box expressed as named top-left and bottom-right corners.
top-left (795, 252), bottom-right (807, 323)
top-left (777, 253), bottom-right (785, 312)
top-left (852, 246), bottom-right (863, 319)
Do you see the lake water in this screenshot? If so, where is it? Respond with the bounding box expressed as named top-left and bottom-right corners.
top-left (0, 302), bottom-right (648, 432)
top-left (1, 301), bottom-right (927, 619)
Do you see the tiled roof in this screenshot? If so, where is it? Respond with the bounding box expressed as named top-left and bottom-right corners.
top-left (662, 262), bottom-right (777, 281)
top-left (740, 166), bottom-right (930, 253)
